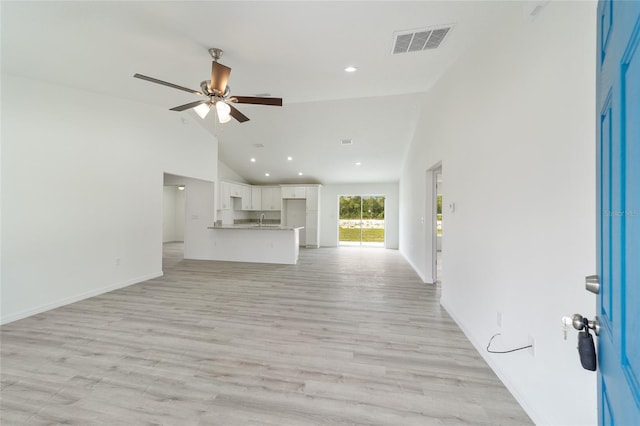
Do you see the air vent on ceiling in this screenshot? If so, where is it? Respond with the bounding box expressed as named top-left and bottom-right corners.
top-left (341, 139), bottom-right (353, 145)
top-left (253, 143), bottom-right (265, 148)
top-left (392, 25), bottom-right (454, 54)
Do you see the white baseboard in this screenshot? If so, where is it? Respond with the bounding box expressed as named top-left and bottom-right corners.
top-left (400, 250), bottom-right (433, 284)
top-left (440, 297), bottom-right (546, 426)
top-left (1, 271), bottom-right (163, 325)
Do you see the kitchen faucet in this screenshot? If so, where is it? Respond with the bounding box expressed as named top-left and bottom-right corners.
top-left (260, 213), bottom-right (265, 226)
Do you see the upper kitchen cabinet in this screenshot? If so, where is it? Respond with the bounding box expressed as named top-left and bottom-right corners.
top-left (219, 181), bottom-right (252, 210)
top-left (261, 186), bottom-right (282, 211)
top-left (229, 183), bottom-right (243, 198)
top-left (241, 185), bottom-right (252, 210)
top-left (305, 186), bottom-right (320, 210)
top-left (218, 181), bottom-right (231, 210)
top-left (251, 186), bottom-right (262, 210)
top-left (281, 186), bottom-right (306, 199)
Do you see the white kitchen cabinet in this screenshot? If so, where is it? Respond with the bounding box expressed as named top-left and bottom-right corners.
top-left (229, 183), bottom-right (243, 198)
top-left (218, 181), bottom-right (231, 210)
top-left (261, 186), bottom-right (282, 211)
top-left (304, 185), bottom-right (321, 248)
top-left (281, 186), bottom-right (306, 199)
top-left (305, 210), bottom-right (319, 247)
top-left (305, 186), bottom-right (319, 210)
top-left (272, 187), bottom-right (282, 209)
top-left (251, 186), bottom-right (262, 210)
top-left (241, 185), bottom-right (252, 210)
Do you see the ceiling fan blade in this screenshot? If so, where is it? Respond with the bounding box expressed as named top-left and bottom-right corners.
top-left (133, 73), bottom-right (204, 96)
top-left (210, 62), bottom-right (231, 95)
top-left (169, 100), bottom-right (208, 112)
top-left (232, 96), bottom-right (283, 106)
top-left (229, 104), bottom-right (250, 123)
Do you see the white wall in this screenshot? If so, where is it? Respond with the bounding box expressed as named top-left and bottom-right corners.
top-left (321, 183), bottom-right (399, 249)
top-left (399, 3), bottom-right (597, 425)
top-left (182, 178), bottom-right (216, 260)
top-left (163, 186), bottom-right (177, 242)
top-left (1, 74), bottom-right (218, 324)
top-left (162, 186), bottom-right (185, 243)
top-left (175, 189), bottom-right (185, 241)
top-left (218, 160), bottom-right (248, 183)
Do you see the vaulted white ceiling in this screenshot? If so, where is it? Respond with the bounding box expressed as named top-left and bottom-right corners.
top-left (1, 1), bottom-right (520, 184)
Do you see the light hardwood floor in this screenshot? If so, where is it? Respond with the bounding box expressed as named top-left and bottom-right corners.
top-left (1, 244), bottom-right (532, 425)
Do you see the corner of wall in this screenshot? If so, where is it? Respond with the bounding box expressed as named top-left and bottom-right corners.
top-left (440, 297), bottom-right (547, 425)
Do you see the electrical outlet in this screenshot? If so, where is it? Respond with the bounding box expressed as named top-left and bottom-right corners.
top-left (528, 335), bottom-right (535, 357)
top-left (115, 258), bottom-right (121, 266)
top-left (497, 312), bottom-right (503, 328)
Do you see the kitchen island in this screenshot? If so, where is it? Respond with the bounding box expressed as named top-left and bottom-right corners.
top-left (206, 224), bottom-right (303, 264)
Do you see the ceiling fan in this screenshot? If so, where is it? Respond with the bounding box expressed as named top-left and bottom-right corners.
top-left (133, 48), bottom-right (282, 123)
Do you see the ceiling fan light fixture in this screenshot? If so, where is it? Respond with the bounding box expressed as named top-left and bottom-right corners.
top-left (216, 101), bottom-right (232, 123)
top-left (194, 102), bottom-right (212, 119)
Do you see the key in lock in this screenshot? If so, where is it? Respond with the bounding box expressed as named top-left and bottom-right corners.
top-left (572, 314), bottom-right (598, 371)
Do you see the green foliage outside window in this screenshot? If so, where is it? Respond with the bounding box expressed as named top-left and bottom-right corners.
top-left (339, 196), bottom-right (385, 219)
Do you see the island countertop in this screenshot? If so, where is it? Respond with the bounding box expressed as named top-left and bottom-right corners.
top-left (204, 224), bottom-right (302, 264)
top-left (208, 224), bottom-right (304, 231)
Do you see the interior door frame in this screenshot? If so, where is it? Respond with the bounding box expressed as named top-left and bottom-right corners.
top-left (425, 162), bottom-right (442, 284)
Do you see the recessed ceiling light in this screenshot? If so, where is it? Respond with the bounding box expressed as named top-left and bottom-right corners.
top-left (298, 172), bottom-right (303, 176)
top-left (265, 172), bottom-right (270, 177)
top-left (355, 162), bottom-right (361, 166)
top-left (250, 158), bottom-right (256, 162)
top-left (287, 156), bottom-right (293, 161)
top-left (345, 66), bottom-right (358, 73)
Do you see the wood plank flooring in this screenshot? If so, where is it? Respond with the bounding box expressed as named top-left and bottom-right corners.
top-left (1, 244), bottom-right (532, 425)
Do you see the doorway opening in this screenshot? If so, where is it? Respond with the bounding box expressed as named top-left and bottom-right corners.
top-left (161, 173), bottom-right (216, 270)
top-left (338, 195), bottom-right (385, 247)
top-left (425, 164), bottom-right (442, 284)
top-left (163, 173), bottom-right (187, 267)
top-left (435, 170), bottom-right (443, 284)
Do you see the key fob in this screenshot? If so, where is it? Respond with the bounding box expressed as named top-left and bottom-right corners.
top-left (578, 330), bottom-right (597, 371)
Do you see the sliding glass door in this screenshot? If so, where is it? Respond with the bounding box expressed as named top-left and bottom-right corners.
top-left (339, 195), bottom-right (385, 247)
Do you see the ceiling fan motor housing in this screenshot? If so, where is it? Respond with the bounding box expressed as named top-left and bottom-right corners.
top-left (200, 81), bottom-right (230, 99)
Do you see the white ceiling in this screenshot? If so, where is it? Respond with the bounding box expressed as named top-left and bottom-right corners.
top-left (1, 1), bottom-right (519, 185)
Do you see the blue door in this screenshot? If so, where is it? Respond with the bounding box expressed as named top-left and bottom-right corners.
top-left (596, 1), bottom-right (640, 424)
